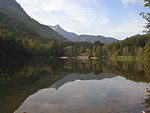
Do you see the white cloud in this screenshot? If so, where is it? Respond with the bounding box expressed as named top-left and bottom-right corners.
top-left (16, 0), bottom-right (107, 24)
top-left (121, 0), bottom-right (141, 5)
top-left (96, 15), bottom-right (146, 40)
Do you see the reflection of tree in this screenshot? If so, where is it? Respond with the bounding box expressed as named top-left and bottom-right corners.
top-left (103, 61), bottom-right (150, 83)
top-left (0, 56), bottom-right (27, 76)
top-left (0, 58), bottom-right (67, 113)
top-left (144, 61), bottom-right (150, 79)
top-left (142, 61), bottom-right (150, 113)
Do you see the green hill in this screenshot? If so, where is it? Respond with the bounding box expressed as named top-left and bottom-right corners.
top-left (0, 12), bottom-right (40, 39)
top-left (102, 34), bottom-right (150, 59)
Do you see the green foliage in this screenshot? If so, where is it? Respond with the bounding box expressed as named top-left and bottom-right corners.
top-left (0, 30), bottom-right (28, 57)
top-left (102, 34), bottom-right (149, 58)
top-left (141, 0), bottom-right (150, 33)
top-left (64, 46), bottom-right (75, 56)
top-left (0, 12), bottom-right (40, 39)
top-left (144, 38), bottom-right (150, 59)
top-left (94, 46), bottom-right (103, 57)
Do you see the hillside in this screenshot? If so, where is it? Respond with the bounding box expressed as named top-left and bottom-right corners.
top-left (78, 35), bottom-right (118, 43)
top-left (0, 0), bottom-right (66, 41)
top-left (0, 12), bottom-right (40, 40)
top-left (102, 34), bottom-right (150, 58)
top-left (50, 24), bottom-right (78, 41)
top-left (50, 24), bottom-right (118, 43)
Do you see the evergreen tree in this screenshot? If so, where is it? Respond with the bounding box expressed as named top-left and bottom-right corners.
top-left (144, 38), bottom-right (150, 60)
top-left (141, 0), bottom-right (150, 33)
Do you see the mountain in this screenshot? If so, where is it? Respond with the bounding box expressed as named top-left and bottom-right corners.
top-left (78, 35), bottom-right (118, 44)
top-left (0, 12), bottom-right (40, 39)
top-left (0, 0), bottom-right (66, 41)
top-left (50, 24), bottom-right (78, 41)
top-left (50, 25), bottom-right (118, 43)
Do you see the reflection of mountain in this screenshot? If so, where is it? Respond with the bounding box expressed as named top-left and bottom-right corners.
top-left (50, 73), bottom-right (116, 89)
top-left (0, 72), bottom-right (66, 113)
top-left (0, 75), bottom-right (63, 113)
top-left (14, 77), bottom-right (148, 113)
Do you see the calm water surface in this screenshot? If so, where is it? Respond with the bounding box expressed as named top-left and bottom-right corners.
top-left (0, 57), bottom-right (150, 113)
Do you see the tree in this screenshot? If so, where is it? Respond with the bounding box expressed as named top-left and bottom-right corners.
top-left (141, 0), bottom-right (150, 33)
top-left (95, 46), bottom-right (103, 57)
top-left (64, 46), bottom-right (75, 56)
top-left (144, 39), bottom-right (150, 60)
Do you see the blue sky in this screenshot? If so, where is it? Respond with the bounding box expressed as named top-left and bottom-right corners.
top-left (16, 0), bottom-right (148, 40)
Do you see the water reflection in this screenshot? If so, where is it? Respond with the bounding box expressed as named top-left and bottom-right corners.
top-left (50, 73), bottom-right (116, 89)
top-left (0, 57), bottom-right (150, 113)
top-left (14, 77), bottom-right (149, 113)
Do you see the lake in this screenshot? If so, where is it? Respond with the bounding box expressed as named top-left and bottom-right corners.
top-left (0, 57), bottom-right (150, 113)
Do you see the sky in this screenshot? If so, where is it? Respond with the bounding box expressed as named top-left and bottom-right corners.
top-left (16, 0), bottom-right (148, 40)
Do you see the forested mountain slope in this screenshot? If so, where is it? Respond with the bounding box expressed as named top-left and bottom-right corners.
top-left (102, 34), bottom-right (150, 58)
